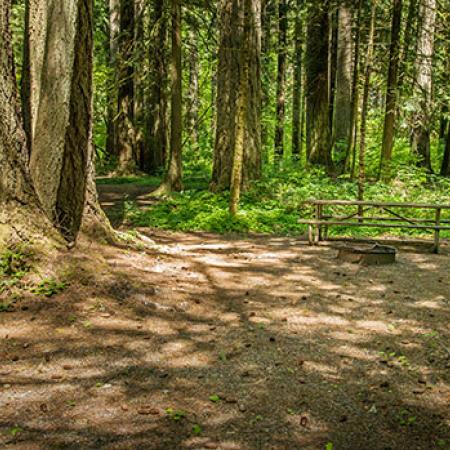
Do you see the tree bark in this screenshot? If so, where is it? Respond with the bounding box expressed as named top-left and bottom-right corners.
top-left (230, 0), bottom-right (251, 215)
top-left (411, 0), bottom-right (436, 171)
top-left (441, 122), bottom-right (450, 176)
top-left (187, 22), bottom-right (200, 149)
top-left (274, 0), bottom-right (288, 165)
top-left (211, 0), bottom-right (262, 191)
top-left (305, 0), bottom-right (331, 168)
top-left (27, 0), bottom-right (93, 241)
top-left (144, 0), bottom-right (168, 174)
top-left (358, 1), bottom-right (376, 214)
top-left (0, 0), bottom-right (56, 247)
top-left (291, 0), bottom-right (304, 161)
top-left (380, 0), bottom-right (403, 178)
top-left (106, 0), bottom-right (120, 156)
top-left (333, 0), bottom-right (353, 173)
top-left (152, 0), bottom-right (183, 194)
top-left (116, 0), bottom-right (136, 174)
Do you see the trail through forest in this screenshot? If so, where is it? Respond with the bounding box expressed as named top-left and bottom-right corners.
top-left (1, 191), bottom-right (449, 449)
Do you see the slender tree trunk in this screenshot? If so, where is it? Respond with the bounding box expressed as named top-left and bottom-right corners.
top-left (358, 1), bottom-right (376, 215)
top-left (28, 0), bottom-right (94, 241)
top-left (380, 0), bottom-right (403, 179)
top-left (144, 0), bottom-right (167, 174)
top-left (187, 23), bottom-right (200, 149)
top-left (305, 1), bottom-right (331, 168)
top-left (291, 0), bottom-right (303, 161)
top-left (333, 0), bottom-right (353, 173)
top-left (116, 0), bottom-right (136, 174)
top-left (348, 0), bottom-right (362, 176)
top-left (329, 8), bottom-right (338, 145)
top-left (106, 0), bottom-right (120, 156)
top-left (398, 0), bottom-right (417, 92)
top-left (211, 0), bottom-right (261, 191)
top-left (274, 0), bottom-right (288, 165)
top-left (261, 0), bottom-right (273, 154)
top-left (411, 0), bottom-right (436, 171)
top-left (230, 0), bottom-right (252, 215)
top-left (153, 0), bottom-right (183, 194)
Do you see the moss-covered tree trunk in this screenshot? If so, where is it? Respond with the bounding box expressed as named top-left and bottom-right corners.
top-left (27, 0), bottom-right (93, 241)
top-left (211, 0), bottom-right (261, 191)
top-left (305, 0), bottom-right (331, 168)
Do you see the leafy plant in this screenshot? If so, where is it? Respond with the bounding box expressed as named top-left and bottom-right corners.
top-left (166, 408), bottom-right (187, 422)
top-left (31, 279), bottom-right (66, 297)
top-left (209, 394), bottom-right (221, 403)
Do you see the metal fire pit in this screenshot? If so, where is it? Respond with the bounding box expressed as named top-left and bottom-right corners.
top-left (336, 243), bottom-right (397, 265)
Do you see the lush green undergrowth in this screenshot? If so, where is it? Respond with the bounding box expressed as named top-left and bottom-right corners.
top-left (113, 165), bottom-right (450, 238)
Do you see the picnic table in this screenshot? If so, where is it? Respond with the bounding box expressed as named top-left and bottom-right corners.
top-left (299, 199), bottom-right (450, 253)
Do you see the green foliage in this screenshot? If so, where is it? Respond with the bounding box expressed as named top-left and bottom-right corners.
top-left (165, 408), bottom-right (187, 422)
top-left (124, 165), bottom-right (450, 238)
top-left (31, 279), bottom-right (66, 297)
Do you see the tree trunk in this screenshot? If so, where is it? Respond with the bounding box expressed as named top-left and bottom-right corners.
top-left (211, 0), bottom-right (262, 191)
top-left (358, 1), bottom-right (376, 214)
top-left (187, 22), bottom-right (200, 149)
top-left (0, 0), bottom-right (56, 247)
top-left (153, 0), bottom-right (183, 194)
top-left (398, 0), bottom-right (418, 92)
top-left (380, 0), bottom-right (403, 178)
top-left (333, 0), bottom-right (353, 173)
top-left (305, 1), bottom-right (331, 168)
top-left (27, 0), bottom-right (94, 241)
top-left (106, 0), bottom-right (120, 156)
top-left (291, 0), bottom-right (304, 161)
top-left (144, 0), bottom-right (168, 174)
top-left (274, 0), bottom-right (288, 165)
top-left (230, 0), bottom-right (252, 215)
top-left (411, 0), bottom-right (436, 171)
top-left (116, 0), bottom-right (136, 174)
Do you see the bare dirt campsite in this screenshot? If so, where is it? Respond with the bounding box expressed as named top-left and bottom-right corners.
top-left (1, 185), bottom-right (450, 450)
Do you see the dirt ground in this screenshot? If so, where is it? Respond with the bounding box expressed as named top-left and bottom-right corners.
top-left (1, 187), bottom-right (449, 450)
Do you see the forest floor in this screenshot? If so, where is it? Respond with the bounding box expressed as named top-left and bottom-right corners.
top-left (0, 185), bottom-right (449, 450)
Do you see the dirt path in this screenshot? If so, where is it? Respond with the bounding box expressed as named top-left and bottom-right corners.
top-left (1, 228), bottom-right (449, 449)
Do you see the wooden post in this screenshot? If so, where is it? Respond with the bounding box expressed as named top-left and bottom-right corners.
top-left (308, 224), bottom-right (313, 245)
top-left (434, 208), bottom-right (441, 253)
top-left (315, 204), bottom-right (322, 244)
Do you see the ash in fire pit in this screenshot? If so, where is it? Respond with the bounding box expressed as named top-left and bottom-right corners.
top-left (336, 243), bottom-right (397, 265)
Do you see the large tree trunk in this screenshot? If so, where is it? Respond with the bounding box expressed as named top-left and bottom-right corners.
top-left (333, 0), bottom-right (353, 173)
top-left (411, 0), bottom-right (436, 171)
top-left (116, 0), bottom-right (136, 174)
top-left (27, 0), bottom-right (93, 241)
top-left (274, 0), bottom-right (288, 165)
top-left (211, 0), bottom-right (262, 191)
top-left (380, 0), bottom-right (403, 178)
top-left (305, 0), bottom-right (331, 168)
top-left (144, 0), bottom-right (168, 174)
top-left (441, 122), bottom-right (450, 176)
top-left (291, 0), bottom-right (304, 161)
top-left (0, 0), bottom-right (54, 247)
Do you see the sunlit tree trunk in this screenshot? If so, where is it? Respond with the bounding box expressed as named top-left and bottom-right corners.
top-left (211, 0), bottom-right (261, 191)
top-left (187, 22), bottom-right (200, 149)
top-left (27, 0), bottom-right (93, 241)
top-left (411, 0), bottom-right (436, 171)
